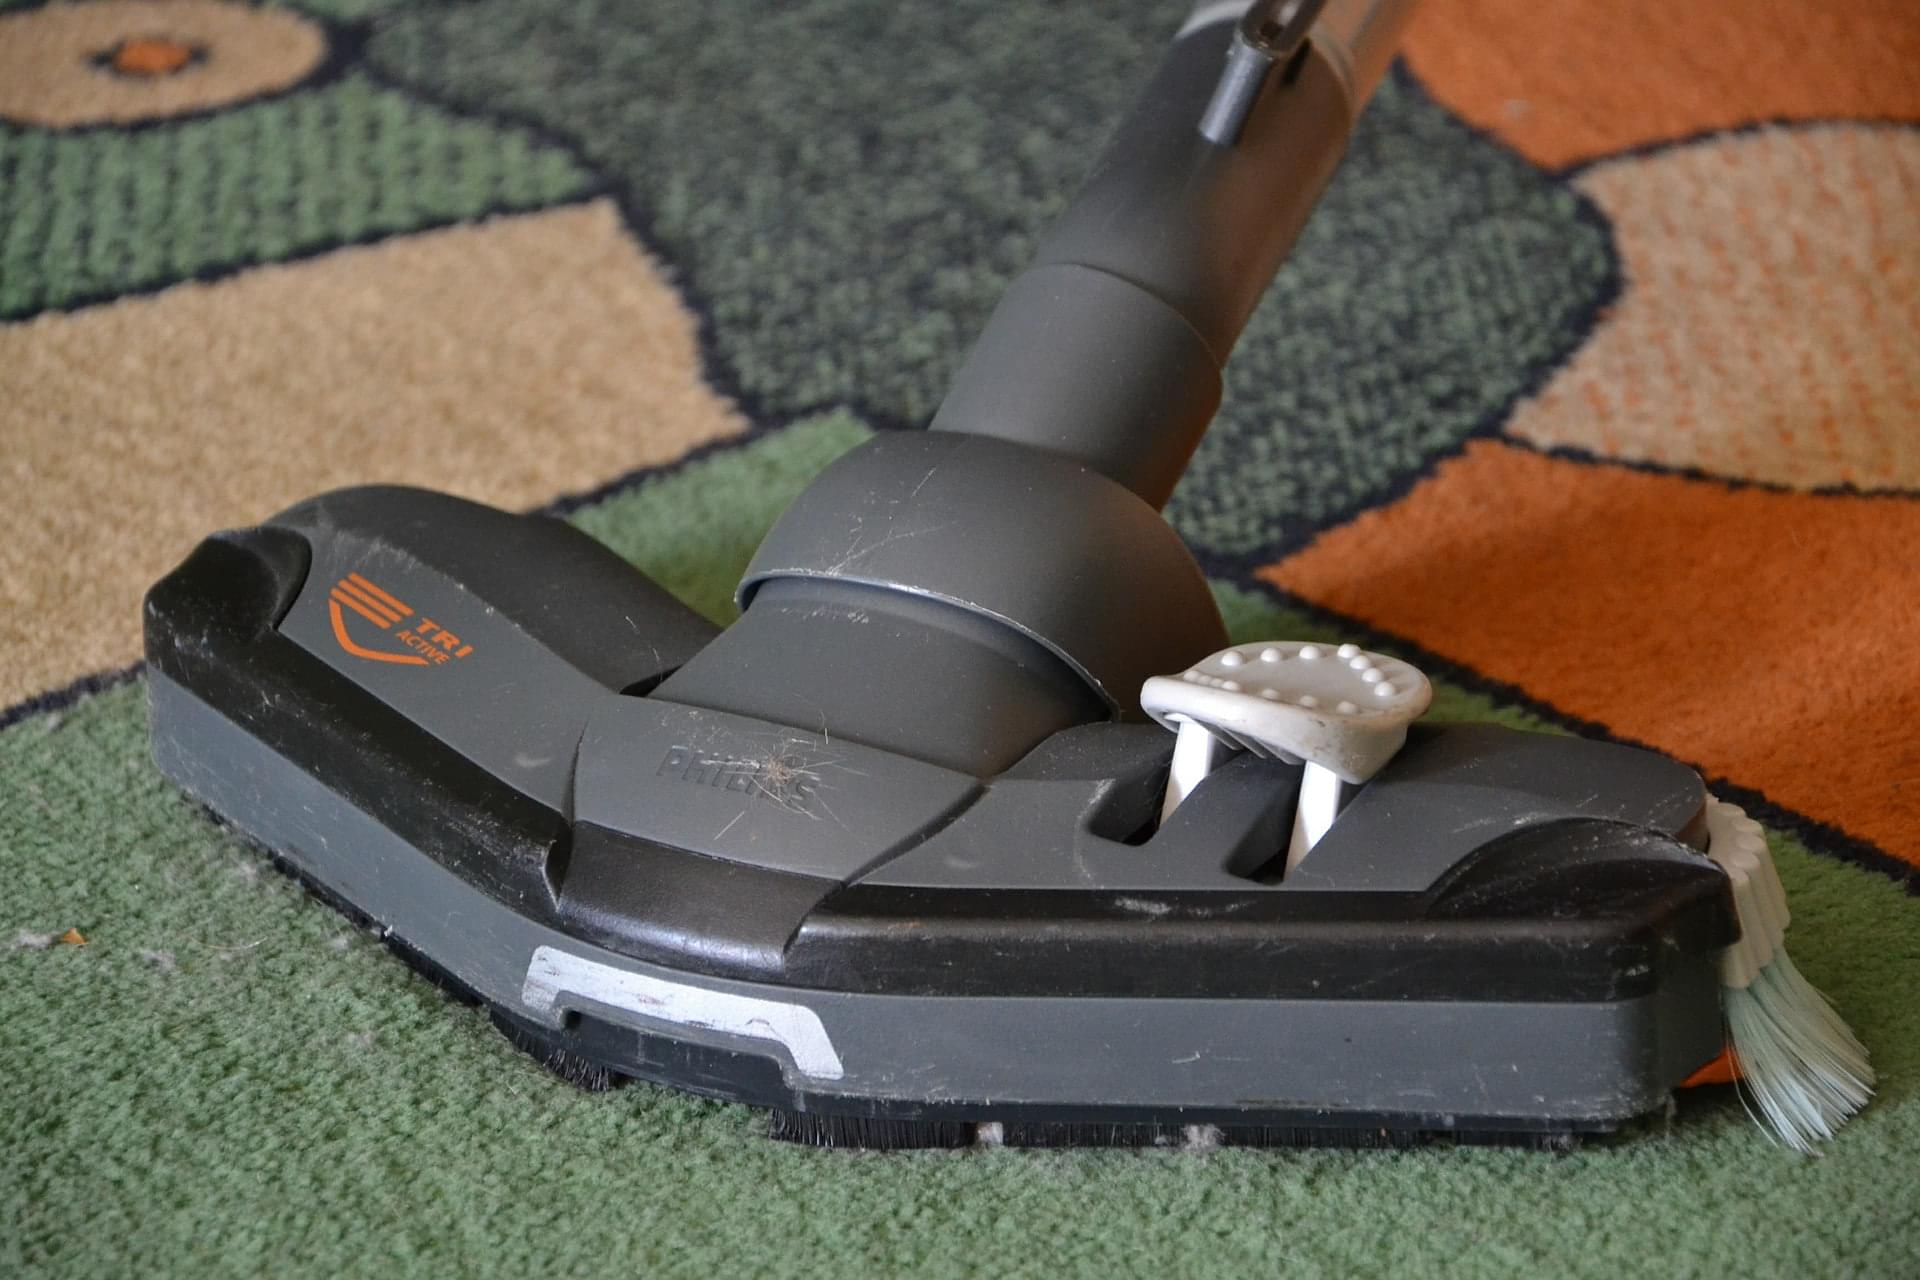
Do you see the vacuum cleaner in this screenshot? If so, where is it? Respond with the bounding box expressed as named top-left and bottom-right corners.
top-left (142, 0), bottom-right (1869, 1151)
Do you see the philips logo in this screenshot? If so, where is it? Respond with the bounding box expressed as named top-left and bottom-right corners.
top-left (656, 743), bottom-right (821, 815)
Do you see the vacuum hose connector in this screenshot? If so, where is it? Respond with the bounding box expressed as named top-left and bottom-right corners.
top-left (659, 2), bottom-right (1416, 773)
top-left (1198, 0), bottom-right (1332, 146)
top-left (928, 0), bottom-right (1415, 509)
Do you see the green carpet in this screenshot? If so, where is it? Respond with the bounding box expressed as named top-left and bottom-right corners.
top-left (0, 73), bottom-right (596, 319)
top-left (6, 420), bottom-right (1919, 1277)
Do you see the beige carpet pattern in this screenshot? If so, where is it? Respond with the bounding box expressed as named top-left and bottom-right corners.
top-left (0, 198), bottom-right (746, 707)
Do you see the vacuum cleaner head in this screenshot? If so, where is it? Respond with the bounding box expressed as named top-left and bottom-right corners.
top-left (143, 0), bottom-right (1867, 1152)
top-left (145, 482), bottom-right (1734, 1150)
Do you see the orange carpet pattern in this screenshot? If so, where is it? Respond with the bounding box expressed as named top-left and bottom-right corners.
top-left (1259, 1), bottom-right (1920, 883)
top-left (1403, 0), bottom-right (1920, 169)
top-left (1500, 125), bottom-right (1920, 489)
top-left (1266, 441), bottom-right (1920, 868)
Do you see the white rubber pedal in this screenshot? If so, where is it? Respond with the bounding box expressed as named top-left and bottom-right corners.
top-left (1142, 641), bottom-right (1431, 866)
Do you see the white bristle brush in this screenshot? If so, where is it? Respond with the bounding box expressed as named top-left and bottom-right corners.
top-left (1703, 797), bottom-right (1872, 1152)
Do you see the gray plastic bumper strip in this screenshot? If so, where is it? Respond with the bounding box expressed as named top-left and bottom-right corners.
top-left (150, 671), bottom-right (1710, 1122)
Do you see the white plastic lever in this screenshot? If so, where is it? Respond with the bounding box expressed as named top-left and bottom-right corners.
top-left (1141, 641), bottom-right (1432, 869)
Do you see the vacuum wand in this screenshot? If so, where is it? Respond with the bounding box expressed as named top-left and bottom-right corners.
top-left (655, 1), bottom-right (1419, 773)
top-left (929, 0), bottom-right (1416, 509)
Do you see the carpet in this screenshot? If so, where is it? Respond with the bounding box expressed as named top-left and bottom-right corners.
top-left (4, 1), bottom-right (1919, 1275)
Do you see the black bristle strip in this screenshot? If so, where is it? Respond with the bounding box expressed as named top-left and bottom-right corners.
top-left (1223, 1125), bottom-right (1425, 1150)
top-left (1221, 1125), bottom-right (1581, 1152)
top-left (1454, 1128), bottom-right (1580, 1153)
top-left (997, 1122), bottom-right (1180, 1149)
top-left (486, 1010), bottom-right (628, 1093)
top-left (768, 1111), bottom-right (975, 1150)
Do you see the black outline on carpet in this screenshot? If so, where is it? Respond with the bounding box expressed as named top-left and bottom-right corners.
top-left (1, 17), bottom-right (374, 142)
top-left (536, 416), bottom-right (860, 521)
top-left (1501, 439), bottom-right (1920, 503)
top-left (348, 16), bottom-right (929, 441)
top-left (0, 18), bottom-right (622, 324)
top-left (1494, 115), bottom-right (1920, 501)
top-left (1193, 564), bottom-right (1920, 896)
top-left (1162, 59), bottom-right (1630, 562)
top-left (1551, 114), bottom-right (1920, 181)
top-left (0, 662), bottom-right (145, 735)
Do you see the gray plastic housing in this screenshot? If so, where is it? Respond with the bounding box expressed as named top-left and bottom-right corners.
top-left (144, 484), bottom-right (1733, 1131)
top-left (929, 21), bottom-right (1356, 507)
top-left (656, 431), bottom-right (1224, 774)
top-left (660, 13), bottom-right (1372, 775)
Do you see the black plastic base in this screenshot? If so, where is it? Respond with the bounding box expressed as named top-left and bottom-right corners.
top-left (146, 491), bottom-right (1736, 1154)
top-left (215, 804), bottom-right (1616, 1152)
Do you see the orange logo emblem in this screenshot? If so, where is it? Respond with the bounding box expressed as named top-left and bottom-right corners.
top-left (327, 572), bottom-right (476, 668)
